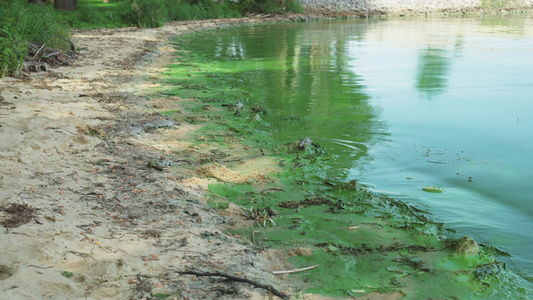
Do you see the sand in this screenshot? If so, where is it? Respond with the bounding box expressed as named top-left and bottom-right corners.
top-left (0, 18), bottom-right (306, 300)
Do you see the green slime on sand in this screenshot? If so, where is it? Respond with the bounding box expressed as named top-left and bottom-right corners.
top-left (156, 22), bottom-right (531, 299)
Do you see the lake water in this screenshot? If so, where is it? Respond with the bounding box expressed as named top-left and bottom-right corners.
top-left (178, 15), bottom-right (533, 285)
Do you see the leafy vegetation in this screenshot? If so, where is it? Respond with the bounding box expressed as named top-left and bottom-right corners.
top-left (285, 0), bottom-right (305, 13)
top-left (481, 0), bottom-right (520, 10)
top-left (60, 0), bottom-right (304, 29)
top-left (123, 0), bottom-right (244, 28)
top-left (58, 0), bottom-right (131, 28)
top-left (0, 0), bottom-right (69, 77)
top-left (165, 0), bottom-right (242, 22)
top-left (122, 0), bottom-right (304, 28)
top-left (124, 0), bottom-right (169, 28)
top-left (237, 0), bottom-right (303, 14)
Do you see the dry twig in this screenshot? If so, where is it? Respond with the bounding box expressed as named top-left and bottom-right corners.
top-left (32, 43), bottom-right (46, 59)
top-left (272, 265), bottom-right (318, 275)
top-left (176, 270), bottom-right (288, 299)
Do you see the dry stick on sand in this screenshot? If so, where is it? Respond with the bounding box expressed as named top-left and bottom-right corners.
top-left (272, 264), bottom-right (318, 275)
top-left (176, 270), bottom-right (288, 299)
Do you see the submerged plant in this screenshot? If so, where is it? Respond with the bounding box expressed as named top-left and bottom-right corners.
top-left (245, 205), bottom-right (277, 228)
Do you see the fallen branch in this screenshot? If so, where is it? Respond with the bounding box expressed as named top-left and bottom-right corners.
top-left (28, 264), bottom-right (53, 269)
top-left (32, 43), bottom-right (46, 60)
top-left (43, 51), bottom-right (60, 58)
top-left (176, 270), bottom-right (288, 299)
top-left (159, 91), bottom-right (177, 96)
top-left (272, 265), bottom-right (318, 275)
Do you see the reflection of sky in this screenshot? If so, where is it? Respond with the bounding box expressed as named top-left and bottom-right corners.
top-left (346, 17), bottom-right (533, 278)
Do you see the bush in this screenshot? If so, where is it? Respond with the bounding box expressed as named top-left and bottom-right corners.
top-left (78, 6), bottom-right (110, 26)
top-left (124, 0), bottom-right (168, 28)
top-left (259, 0), bottom-right (280, 14)
top-left (0, 26), bottom-right (25, 78)
top-left (161, 0), bottom-right (302, 22)
top-left (285, 0), bottom-right (304, 13)
top-left (57, 0), bottom-right (131, 29)
top-left (165, 0), bottom-right (241, 22)
top-left (0, 1), bottom-right (69, 77)
top-left (233, 0), bottom-right (304, 15)
top-left (481, 0), bottom-right (519, 10)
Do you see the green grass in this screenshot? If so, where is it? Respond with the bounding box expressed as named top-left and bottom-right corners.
top-left (61, 0), bottom-right (303, 29)
top-left (481, 0), bottom-right (520, 10)
top-left (58, 0), bottom-right (243, 29)
top-left (58, 0), bottom-right (131, 29)
top-left (0, 0), bottom-right (69, 77)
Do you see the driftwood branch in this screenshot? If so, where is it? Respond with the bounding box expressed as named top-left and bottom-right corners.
top-left (176, 270), bottom-right (288, 299)
top-left (43, 51), bottom-right (60, 59)
top-left (32, 43), bottom-right (46, 60)
top-left (272, 265), bottom-right (318, 275)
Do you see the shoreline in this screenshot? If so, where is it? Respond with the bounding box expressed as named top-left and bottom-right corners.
top-left (1, 12), bottom-right (531, 299)
top-left (0, 17), bottom-right (294, 300)
top-left (157, 21), bottom-right (531, 299)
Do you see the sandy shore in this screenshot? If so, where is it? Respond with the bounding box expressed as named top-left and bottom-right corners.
top-left (0, 17), bottom-right (321, 300)
top-left (5, 8), bottom-right (530, 298)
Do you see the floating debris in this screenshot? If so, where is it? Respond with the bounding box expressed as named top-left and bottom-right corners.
top-left (422, 187), bottom-right (443, 193)
top-left (454, 236), bottom-right (479, 256)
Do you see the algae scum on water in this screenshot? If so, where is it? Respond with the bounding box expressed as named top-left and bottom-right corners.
top-left (151, 27), bottom-right (532, 299)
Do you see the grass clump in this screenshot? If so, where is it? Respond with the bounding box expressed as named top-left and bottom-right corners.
top-left (124, 0), bottom-right (168, 28)
top-left (166, 0), bottom-right (242, 21)
top-left (481, 0), bottom-right (520, 10)
top-left (59, 0), bottom-right (130, 29)
top-left (237, 0), bottom-right (304, 14)
top-left (0, 0), bottom-right (69, 77)
top-left (285, 0), bottom-right (305, 13)
top-left (124, 0), bottom-right (244, 27)
top-left (122, 0), bottom-right (304, 28)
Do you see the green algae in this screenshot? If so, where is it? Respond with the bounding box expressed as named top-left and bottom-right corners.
top-left (209, 179), bottom-right (509, 298)
top-left (155, 27), bottom-right (532, 299)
